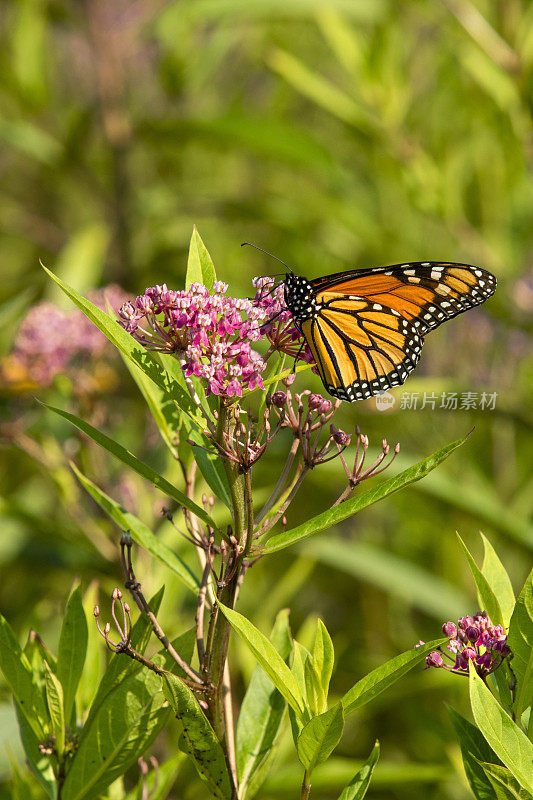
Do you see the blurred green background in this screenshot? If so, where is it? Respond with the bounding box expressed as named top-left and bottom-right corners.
top-left (1, 0), bottom-right (533, 798)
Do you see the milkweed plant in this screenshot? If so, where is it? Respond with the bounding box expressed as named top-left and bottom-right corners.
top-left (1, 229), bottom-right (531, 800)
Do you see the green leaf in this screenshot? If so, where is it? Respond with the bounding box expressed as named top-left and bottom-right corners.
top-left (78, 582), bottom-right (103, 714)
top-left (341, 639), bottom-right (448, 716)
top-left (14, 702), bottom-right (56, 799)
top-left (186, 226), bottom-right (216, 292)
top-left (507, 569), bottom-right (533, 718)
top-left (297, 703), bottom-right (344, 774)
top-left (57, 584), bottom-right (88, 723)
top-left (236, 609), bottom-right (293, 800)
top-left (480, 534), bottom-right (515, 628)
top-left (469, 663), bottom-right (533, 794)
top-left (312, 619), bottom-right (334, 701)
top-left (71, 463), bottom-right (200, 594)
top-left (0, 615), bottom-right (47, 738)
top-left (162, 673), bottom-right (231, 800)
top-left (217, 602), bottom-right (305, 716)
top-left (38, 399), bottom-right (216, 531)
top-left (43, 661), bottom-right (65, 757)
top-left (337, 740), bottom-right (380, 800)
top-left (263, 434), bottom-right (469, 553)
top-left (448, 706), bottom-right (500, 800)
top-left (304, 655), bottom-right (325, 716)
top-left (62, 667), bottom-right (169, 800)
top-left (40, 264), bottom-right (203, 424)
top-left (478, 761), bottom-right (532, 800)
top-left (457, 534), bottom-right (504, 626)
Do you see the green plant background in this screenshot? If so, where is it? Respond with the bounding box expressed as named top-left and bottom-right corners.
top-left (0, 1), bottom-right (532, 798)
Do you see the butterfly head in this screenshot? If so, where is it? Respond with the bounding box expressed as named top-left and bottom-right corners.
top-left (283, 273), bottom-right (315, 323)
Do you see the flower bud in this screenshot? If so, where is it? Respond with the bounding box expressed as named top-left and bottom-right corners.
top-left (272, 391), bottom-right (287, 408)
top-left (442, 621), bottom-right (457, 638)
top-left (93, 606), bottom-right (100, 617)
top-left (308, 393), bottom-right (325, 410)
top-left (458, 615), bottom-right (474, 630)
top-left (426, 651), bottom-right (444, 668)
top-left (282, 372), bottom-right (296, 387)
top-left (463, 647), bottom-right (477, 661)
top-left (465, 626), bottom-right (480, 643)
top-left (319, 399), bottom-right (332, 414)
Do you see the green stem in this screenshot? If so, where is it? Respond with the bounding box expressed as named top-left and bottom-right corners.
top-left (301, 771), bottom-right (311, 800)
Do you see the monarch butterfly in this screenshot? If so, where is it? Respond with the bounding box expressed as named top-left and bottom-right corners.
top-left (281, 261), bottom-right (497, 402)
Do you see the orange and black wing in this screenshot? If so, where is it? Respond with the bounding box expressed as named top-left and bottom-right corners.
top-left (300, 262), bottom-right (496, 401)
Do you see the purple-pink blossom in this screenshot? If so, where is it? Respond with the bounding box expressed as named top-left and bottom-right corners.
top-left (420, 610), bottom-right (511, 678)
top-left (118, 278), bottom-right (312, 399)
top-left (8, 285), bottom-right (127, 387)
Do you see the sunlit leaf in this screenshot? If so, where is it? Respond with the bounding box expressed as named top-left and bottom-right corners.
top-left (469, 664), bottom-right (533, 794)
top-left (217, 602), bottom-right (305, 716)
top-left (186, 225), bottom-right (216, 292)
top-left (297, 703), bottom-right (344, 774)
top-left (507, 569), bottom-right (533, 719)
top-left (457, 534), bottom-right (504, 626)
top-left (480, 533), bottom-right (515, 628)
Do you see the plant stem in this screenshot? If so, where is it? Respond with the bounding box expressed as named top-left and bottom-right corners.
top-left (301, 771), bottom-right (311, 800)
top-left (206, 400), bottom-right (247, 799)
top-left (255, 437), bottom-right (299, 525)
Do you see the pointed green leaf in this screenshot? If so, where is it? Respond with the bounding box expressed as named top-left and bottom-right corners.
top-left (263, 434), bottom-right (469, 553)
top-left (337, 740), bottom-right (380, 800)
top-left (71, 463), bottom-right (200, 594)
top-left (38, 399), bottom-right (216, 530)
top-left (297, 703), bottom-right (344, 774)
top-left (78, 582), bottom-right (102, 713)
top-left (162, 672), bottom-right (231, 800)
top-left (62, 667), bottom-right (169, 800)
top-left (304, 656), bottom-right (324, 716)
top-left (57, 584), bottom-right (88, 723)
top-left (41, 264), bottom-right (203, 423)
top-left (448, 706), bottom-right (500, 800)
top-left (186, 226), bottom-right (216, 291)
top-left (217, 602), bottom-right (305, 716)
top-left (469, 663), bottom-right (533, 794)
top-left (341, 639), bottom-right (448, 716)
top-left (0, 615), bottom-right (47, 738)
top-left (457, 534), bottom-right (504, 626)
top-left (312, 619), bottom-right (334, 701)
top-left (43, 661), bottom-right (65, 756)
top-left (14, 702), bottom-right (56, 799)
top-left (478, 761), bottom-right (532, 800)
top-left (507, 569), bottom-right (533, 718)
top-left (236, 609), bottom-right (293, 800)
top-left (480, 534), bottom-right (515, 628)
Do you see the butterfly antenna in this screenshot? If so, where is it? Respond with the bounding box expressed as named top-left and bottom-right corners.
top-left (241, 242), bottom-right (294, 274)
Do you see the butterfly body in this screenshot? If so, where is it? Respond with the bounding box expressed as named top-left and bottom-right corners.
top-left (283, 262), bottom-right (496, 402)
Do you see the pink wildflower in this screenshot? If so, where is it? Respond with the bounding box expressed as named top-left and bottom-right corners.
top-left (118, 279), bottom-right (313, 399)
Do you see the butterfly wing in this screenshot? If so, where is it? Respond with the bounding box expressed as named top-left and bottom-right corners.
top-left (299, 262), bottom-right (496, 401)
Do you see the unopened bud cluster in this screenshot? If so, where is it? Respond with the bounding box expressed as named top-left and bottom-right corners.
top-left (417, 610), bottom-right (511, 678)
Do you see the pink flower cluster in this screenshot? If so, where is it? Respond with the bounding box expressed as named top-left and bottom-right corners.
top-left (10, 285), bottom-right (127, 387)
top-left (117, 278), bottom-right (312, 398)
top-left (418, 610), bottom-right (511, 678)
